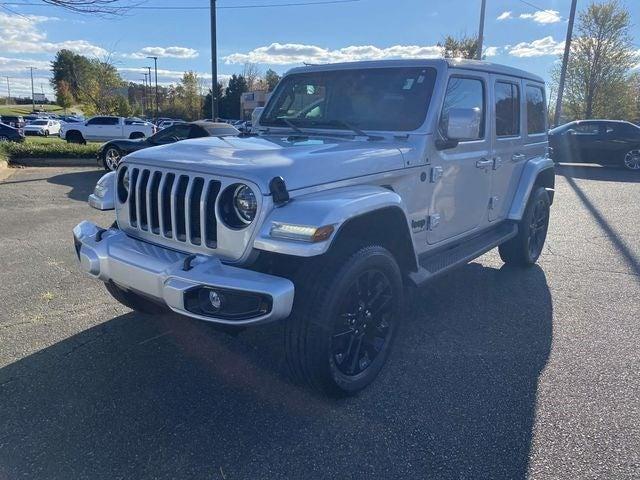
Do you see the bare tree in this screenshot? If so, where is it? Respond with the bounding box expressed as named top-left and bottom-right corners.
top-left (39, 0), bottom-right (138, 14)
top-left (242, 63), bottom-right (264, 91)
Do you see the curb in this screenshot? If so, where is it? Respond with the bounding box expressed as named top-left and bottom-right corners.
top-left (0, 159), bottom-right (15, 182)
top-left (8, 157), bottom-right (101, 168)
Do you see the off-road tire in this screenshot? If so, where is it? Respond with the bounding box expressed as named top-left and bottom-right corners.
top-left (499, 187), bottom-right (550, 266)
top-left (104, 281), bottom-right (168, 315)
top-left (284, 244), bottom-right (403, 396)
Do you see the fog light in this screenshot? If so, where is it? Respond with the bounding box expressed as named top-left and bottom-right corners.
top-left (208, 290), bottom-right (223, 310)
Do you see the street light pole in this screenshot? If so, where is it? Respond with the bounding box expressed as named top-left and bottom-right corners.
top-left (554, 0), bottom-right (578, 127)
top-left (29, 67), bottom-right (35, 112)
top-left (5, 77), bottom-right (10, 105)
top-left (476, 0), bottom-right (487, 60)
top-left (210, 0), bottom-right (218, 120)
top-left (142, 74), bottom-right (148, 114)
top-left (147, 56), bottom-right (159, 120)
top-left (146, 66), bottom-right (153, 115)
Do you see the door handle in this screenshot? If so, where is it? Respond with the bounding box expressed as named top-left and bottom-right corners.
top-left (476, 158), bottom-right (493, 169)
top-left (512, 153), bottom-right (526, 162)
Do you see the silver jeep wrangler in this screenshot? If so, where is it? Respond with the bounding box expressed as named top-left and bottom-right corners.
top-left (74, 59), bottom-right (554, 395)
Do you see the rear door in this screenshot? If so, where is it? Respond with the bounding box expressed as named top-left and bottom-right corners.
top-left (427, 72), bottom-right (492, 244)
top-left (488, 75), bottom-right (524, 221)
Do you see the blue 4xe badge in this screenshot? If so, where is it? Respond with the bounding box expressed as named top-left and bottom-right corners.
top-left (411, 218), bottom-right (426, 233)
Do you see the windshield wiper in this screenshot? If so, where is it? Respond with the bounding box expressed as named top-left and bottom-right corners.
top-left (276, 116), bottom-right (306, 135)
top-left (325, 120), bottom-right (384, 141)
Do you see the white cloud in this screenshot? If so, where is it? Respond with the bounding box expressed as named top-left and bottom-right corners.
top-left (484, 46), bottom-right (500, 57)
top-left (497, 11), bottom-right (512, 20)
top-left (0, 56), bottom-right (51, 73)
top-left (508, 36), bottom-right (564, 57)
top-left (0, 12), bottom-right (106, 57)
top-left (224, 42), bottom-right (442, 65)
top-left (520, 10), bottom-right (561, 24)
top-left (124, 46), bottom-right (199, 59)
top-left (118, 67), bottom-right (230, 86)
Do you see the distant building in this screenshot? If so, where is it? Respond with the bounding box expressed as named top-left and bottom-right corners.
top-left (240, 91), bottom-right (271, 120)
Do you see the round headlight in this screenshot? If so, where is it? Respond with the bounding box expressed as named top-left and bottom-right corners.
top-left (122, 169), bottom-right (130, 192)
top-left (233, 185), bottom-right (257, 224)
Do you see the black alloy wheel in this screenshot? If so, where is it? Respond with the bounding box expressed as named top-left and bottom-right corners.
top-left (332, 269), bottom-right (394, 376)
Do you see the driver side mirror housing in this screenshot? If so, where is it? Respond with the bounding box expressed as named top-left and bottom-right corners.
top-left (436, 107), bottom-right (482, 150)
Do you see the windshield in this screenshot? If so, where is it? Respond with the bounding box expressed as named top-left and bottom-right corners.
top-left (32, 120), bottom-right (48, 125)
top-left (260, 67), bottom-right (437, 132)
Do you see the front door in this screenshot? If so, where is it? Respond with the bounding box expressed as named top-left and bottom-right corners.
top-left (427, 73), bottom-right (492, 244)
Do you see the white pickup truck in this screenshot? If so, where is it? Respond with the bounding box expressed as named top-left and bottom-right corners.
top-left (61, 116), bottom-right (155, 144)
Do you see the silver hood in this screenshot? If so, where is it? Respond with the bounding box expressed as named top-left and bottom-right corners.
top-left (123, 134), bottom-right (406, 193)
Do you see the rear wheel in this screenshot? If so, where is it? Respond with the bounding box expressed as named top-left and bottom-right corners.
top-left (43, 130), bottom-right (49, 137)
top-left (285, 244), bottom-right (403, 396)
top-left (623, 149), bottom-right (640, 171)
top-left (499, 187), bottom-right (550, 266)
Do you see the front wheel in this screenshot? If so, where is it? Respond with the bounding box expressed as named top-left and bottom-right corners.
top-left (285, 244), bottom-right (403, 396)
top-left (103, 147), bottom-right (122, 171)
top-left (623, 149), bottom-right (640, 171)
top-left (499, 187), bottom-right (550, 266)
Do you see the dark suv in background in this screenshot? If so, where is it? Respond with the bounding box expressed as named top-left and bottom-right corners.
top-left (0, 115), bottom-right (26, 129)
top-left (549, 120), bottom-right (640, 171)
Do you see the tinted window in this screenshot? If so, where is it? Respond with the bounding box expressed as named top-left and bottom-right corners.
top-left (439, 77), bottom-right (485, 139)
top-left (495, 82), bottom-right (520, 137)
top-left (86, 117), bottom-right (104, 125)
top-left (152, 124), bottom-right (192, 143)
top-left (526, 85), bottom-right (546, 134)
top-left (261, 67), bottom-right (437, 131)
top-left (574, 123), bottom-right (600, 134)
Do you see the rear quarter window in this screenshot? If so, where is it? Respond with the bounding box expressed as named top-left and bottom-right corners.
top-left (526, 85), bottom-right (546, 135)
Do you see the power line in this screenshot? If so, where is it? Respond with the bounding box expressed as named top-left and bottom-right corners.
top-left (0, 0), bottom-right (361, 10)
top-left (516, 0), bottom-right (548, 12)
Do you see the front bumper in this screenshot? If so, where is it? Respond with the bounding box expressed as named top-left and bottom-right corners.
top-left (73, 221), bottom-right (295, 325)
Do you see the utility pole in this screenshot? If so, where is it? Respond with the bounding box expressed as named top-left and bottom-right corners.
top-left (29, 67), bottom-right (35, 112)
top-left (5, 77), bottom-right (10, 105)
top-left (554, 0), bottom-right (578, 127)
top-left (476, 0), bottom-right (486, 60)
top-left (210, 0), bottom-right (218, 120)
top-left (147, 56), bottom-right (159, 120)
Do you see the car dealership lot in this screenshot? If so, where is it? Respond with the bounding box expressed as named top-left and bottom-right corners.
top-left (0, 164), bottom-right (638, 479)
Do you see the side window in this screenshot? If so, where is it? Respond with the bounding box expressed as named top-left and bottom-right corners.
top-left (104, 117), bottom-right (120, 126)
top-left (574, 123), bottom-right (600, 134)
top-left (439, 77), bottom-right (485, 140)
top-left (526, 85), bottom-right (546, 135)
top-left (86, 117), bottom-right (103, 125)
top-left (495, 81), bottom-right (520, 137)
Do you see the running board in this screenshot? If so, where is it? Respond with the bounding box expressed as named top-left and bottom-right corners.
top-left (409, 222), bottom-right (518, 286)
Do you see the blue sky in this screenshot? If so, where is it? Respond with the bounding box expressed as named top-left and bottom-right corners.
top-left (1, 0), bottom-right (639, 99)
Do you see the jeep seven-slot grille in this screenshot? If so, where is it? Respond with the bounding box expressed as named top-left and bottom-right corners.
top-left (127, 167), bottom-right (221, 248)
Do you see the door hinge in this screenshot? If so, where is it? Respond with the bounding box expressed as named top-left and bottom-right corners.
top-left (427, 214), bottom-right (441, 230)
top-left (493, 156), bottom-right (503, 170)
top-left (430, 166), bottom-right (443, 183)
top-left (489, 196), bottom-right (499, 210)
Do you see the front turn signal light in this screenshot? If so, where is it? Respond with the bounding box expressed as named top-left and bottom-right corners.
top-left (270, 222), bottom-right (335, 243)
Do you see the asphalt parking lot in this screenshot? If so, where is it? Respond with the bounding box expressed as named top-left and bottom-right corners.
top-left (0, 163), bottom-right (638, 479)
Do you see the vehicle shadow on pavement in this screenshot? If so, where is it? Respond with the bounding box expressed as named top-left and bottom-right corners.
top-left (560, 172), bottom-right (640, 278)
top-left (555, 163), bottom-right (640, 183)
top-left (47, 169), bottom-right (105, 202)
top-left (0, 262), bottom-right (552, 480)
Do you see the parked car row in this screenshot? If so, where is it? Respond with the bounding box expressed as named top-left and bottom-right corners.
top-left (98, 121), bottom-right (240, 170)
top-left (0, 122), bottom-right (25, 143)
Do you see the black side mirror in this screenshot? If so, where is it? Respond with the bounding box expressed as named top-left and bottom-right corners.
top-left (435, 137), bottom-right (459, 151)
